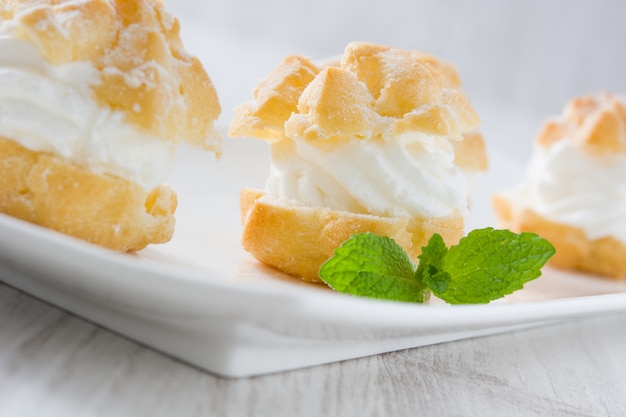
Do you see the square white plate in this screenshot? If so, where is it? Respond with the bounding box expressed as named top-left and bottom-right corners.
top-left (1, 126), bottom-right (626, 378)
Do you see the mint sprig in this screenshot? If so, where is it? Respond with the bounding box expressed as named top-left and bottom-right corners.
top-left (318, 228), bottom-right (556, 304)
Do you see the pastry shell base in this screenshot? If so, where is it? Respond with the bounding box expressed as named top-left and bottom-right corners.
top-left (0, 136), bottom-right (176, 252)
top-left (240, 188), bottom-right (465, 283)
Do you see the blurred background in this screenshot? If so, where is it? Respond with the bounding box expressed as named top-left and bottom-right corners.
top-left (166, 0), bottom-right (626, 159)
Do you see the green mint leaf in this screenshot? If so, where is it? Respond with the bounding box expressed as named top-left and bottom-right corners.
top-left (318, 233), bottom-right (428, 303)
top-left (431, 228), bottom-right (556, 304)
top-left (415, 233), bottom-right (450, 294)
top-left (318, 228), bottom-right (555, 306)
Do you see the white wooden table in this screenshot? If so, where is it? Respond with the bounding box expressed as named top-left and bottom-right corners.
top-left (1, 281), bottom-right (625, 417)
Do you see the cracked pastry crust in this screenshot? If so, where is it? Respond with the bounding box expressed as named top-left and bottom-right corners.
top-left (535, 93), bottom-right (626, 154)
top-left (231, 42), bottom-right (482, 282)
top-left (0, 0), bottom-right (221, 250)
top-left (230, 42), bottom-right (479, 143)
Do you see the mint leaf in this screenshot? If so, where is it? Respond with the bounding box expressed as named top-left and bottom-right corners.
top-left (430, 228), bottom-right (556, 304)
top-left (318, 233), bottom-right (428, 303)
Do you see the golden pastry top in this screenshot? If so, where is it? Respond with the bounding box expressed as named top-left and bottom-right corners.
top-left (0, 0), bottom-right (221, 151)
top-left (413, 51), bottom-right (462, 90)
top-left (536, 92), bottom-right (626, 154)
top-left (229, 41), bottom-right (480, 144)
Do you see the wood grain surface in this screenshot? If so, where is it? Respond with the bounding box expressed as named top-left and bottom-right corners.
top-left (1, 282), bottom-right (625, 417)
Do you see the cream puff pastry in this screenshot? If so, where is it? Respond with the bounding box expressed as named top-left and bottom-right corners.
top-left (230, 42), bottom-right (484, 282)
top-left (0, 0), bottom-right (221, 251)
top-left (493, 93), bottom-right (626, 278)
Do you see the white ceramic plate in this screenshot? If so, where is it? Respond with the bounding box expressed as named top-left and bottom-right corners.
top-left (1, 127), bottom-right (626, 378)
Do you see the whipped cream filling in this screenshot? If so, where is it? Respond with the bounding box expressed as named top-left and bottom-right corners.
top-left (512, 140), bottom-right (626, 243)
top-left (266, 132), bottom-right (469, 218)
top-left (0, 31), bottom-right (174, 189)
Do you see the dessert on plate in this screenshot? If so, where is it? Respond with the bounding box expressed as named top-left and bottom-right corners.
top-left (229, 41), bottom-right (486, 282)
top-left (493, 92), bottom-right (626, 278)
top-left (0, 0), bottom-right (221, 251)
